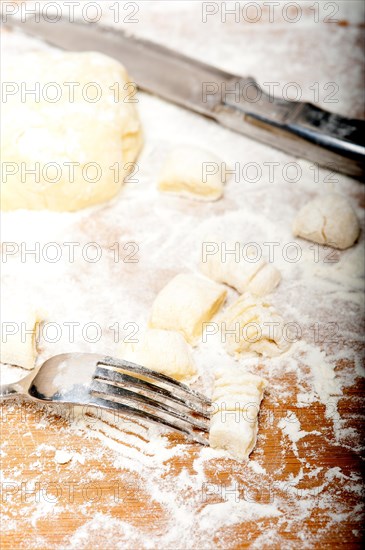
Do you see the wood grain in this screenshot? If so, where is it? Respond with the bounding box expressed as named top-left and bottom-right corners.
top-left (1, 372), bottom-right (364, 549)
top-left (1, 2), bottom-right (364, 548)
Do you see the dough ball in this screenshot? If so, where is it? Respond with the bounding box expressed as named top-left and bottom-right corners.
top-left (1, 51), bottom-right (143, 211)
top-left (0, 302), bottom-right (42, 370)
top-left (118, 329), bottom-right (196, 381)
top-left (158, 146), bottom-right (226, 201)
top-left (149, 273), bottom-right (227, 345)
top-left (209, 366), bottom-right (267, 461)
top-left (221, 293), bottom-right (291, 357)
top-left (293, 193), bottom-right (360, 250)
top-left (200, 236), bottom-right (281, 295)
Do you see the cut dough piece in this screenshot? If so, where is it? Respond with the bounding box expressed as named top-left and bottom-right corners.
top-left (200, 237), bottom-right (281, 296)
top-left (118, 329), bottom-right (196, 381)
top-left (209, 367), bottom-right (267, 461)
top-left (1, 51), bottom-right (143, 211)
top-left (210, 414), bottom-right (259, 461)
top-left (221, 293), bottom-right (291, 357)
top-left (149, 273), bottom-right (227, 345)
top-left (213, 369), bottom-right (267, 391)
top-left (0, 302), bottom-right (42, 370)
top-left (293, 193), bottom-right (360, 250)
top-left (158, 146), bottom-right (226, 201)
top-left (247, 264), bottom-right (281, 296)
top-left (211, 394), bottom-right (264, 414)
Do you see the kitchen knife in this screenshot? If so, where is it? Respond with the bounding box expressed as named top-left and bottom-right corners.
top-left (3, 16), bottom-right (365, 179)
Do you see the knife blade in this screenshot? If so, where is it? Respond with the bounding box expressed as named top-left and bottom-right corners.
top-left (3, 16), bottom-right (365, 179)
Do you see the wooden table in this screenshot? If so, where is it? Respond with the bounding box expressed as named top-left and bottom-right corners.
top-left (1, 2), bottom-right (364, 548)
top-left (1, 373), bottom-right (364, 548)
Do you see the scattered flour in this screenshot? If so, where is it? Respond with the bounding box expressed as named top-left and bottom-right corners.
top-left (1, 1), bottom-right (364, 548)
top-left (278, 412), bottom-right (321, 444)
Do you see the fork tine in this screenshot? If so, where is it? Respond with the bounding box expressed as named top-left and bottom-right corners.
top-left (92, 357), bottom-right (212, 445)
top-left (98, 357), bottom-right (211, 405)
top-left (94, 366), bottom-right (210, 418)
top-left (91, 379), bottom-right (209, 432)
top-left (90, 393), bottom-right (210, 446)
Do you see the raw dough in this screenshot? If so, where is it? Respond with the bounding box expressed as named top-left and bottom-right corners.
top-left (209, 367), bottom-right (267, 461)
top-left (247, 264), bottom-right (281, 296)
top-left (1, 51), bottom-right (143, 211)
top-left (54, 450), bottom-right (73, 465)
top-left (149, 273), bottom-right (227, 345)
top-left (293, 193), bottom-right (360, 250)
top-left (221, 293), bottom-right (291, 357)
top-left (0, 302), bottom-right (42, 370)
top-left (200, 236), bottom-right (281, 295)
top-left (118, 329), bottom-right (196, 381)
top-left (158, 146), bottom-right (226, 201)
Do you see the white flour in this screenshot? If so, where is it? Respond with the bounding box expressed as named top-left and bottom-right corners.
top-left (1, 1), bottom-right (364, 548)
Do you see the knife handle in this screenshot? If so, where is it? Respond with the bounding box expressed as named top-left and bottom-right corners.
top-left (213, 78), bottom-right (365, 179)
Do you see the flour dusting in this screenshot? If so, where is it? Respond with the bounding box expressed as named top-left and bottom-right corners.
top-left (1, 1), bottom-right (364, 548)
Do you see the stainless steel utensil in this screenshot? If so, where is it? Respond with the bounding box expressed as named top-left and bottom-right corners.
top-left (4, 16), bottom-right (365, 178)
top-left (0, 353), bottom-right (210, 445)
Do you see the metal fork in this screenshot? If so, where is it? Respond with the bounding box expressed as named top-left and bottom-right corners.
top-left (0, 353), bottom-right (211, 445)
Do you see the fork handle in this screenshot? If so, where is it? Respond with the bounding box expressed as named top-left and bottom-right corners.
top-left (0, 373), bottom-right (33, 400)
top-left (0, 382), bottom-right (22, 399)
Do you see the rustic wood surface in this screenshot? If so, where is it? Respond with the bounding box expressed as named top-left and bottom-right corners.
top-left (1, 374), bottom-right (364, 548)
top-left (1, 2), bottom-right (364, 548)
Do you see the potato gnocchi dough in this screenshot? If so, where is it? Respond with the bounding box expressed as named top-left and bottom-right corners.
top-left (1, 51), bottom-right (143, 211)
top-left (222, 293), bottom-right (291, 357)
top-left (158, 146), bottom-right (226, 201)
top-left (118, 329), bottom-right (196, 381)
top-left (209, 367), bottom-right (268, 461)
top-left (0, 302), bottom-right (42, 370)
top-left (200, 236), bottom-right (281, 295)
top-left (149, 273), bottom-right (227, 345)
top-left (293, 193), bottom-right (360, 250)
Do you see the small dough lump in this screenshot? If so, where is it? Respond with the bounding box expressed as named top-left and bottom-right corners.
top-left (221, 293), bottom-right (291, 357)
top-left (0, 301), bottom-right (42, 370)
top-left (293, 193), bottom-right (360, 250)
top-left (158, 146), bottom-right (226, 201)
top-left (1, 51), bottom-right (143, 211)
top-left (209, 366), bottom-right (268, 461)
top-left (149, 273), bottom-right (227, 345)
top-left (118, 329), bottom-right (196, 381)
top-left (200, 236), bottom-right (281, 295)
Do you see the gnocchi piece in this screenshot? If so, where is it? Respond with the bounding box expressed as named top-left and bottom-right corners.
top-left (210, 415), bottom-right (259, 461)
top-left (0, 302), bottom-right (42, 370)
top-left (149, 273), bottom-right (227, 345)
top-left (209, 367), bottom-right (268, 461)
top-left (293, 193), bottom-right (360, 250)
top-left (212, 370), bottom-right (267, 393)
top-left (118, 329), bottom-right (196, 381)
top-left (247, 264), bottom-right (282, 297)
top-left (200, 237), bottom-right (281, 296)
top-left (158, 146), bottom-right (226, 201)
top-left (221, 293), bottom-right (291, 357)
top-left (1, 51), bottom-right (142, 211)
